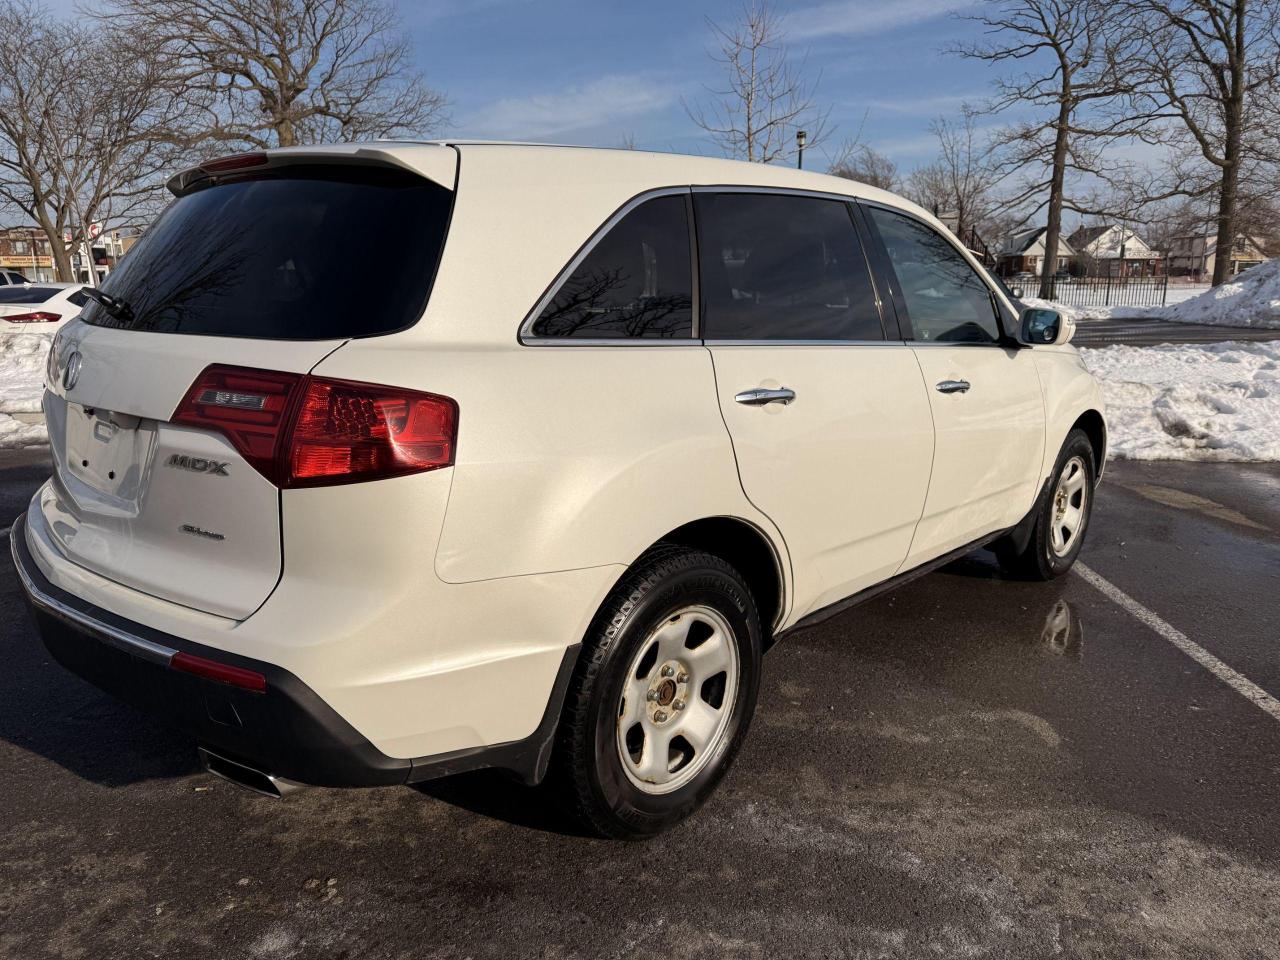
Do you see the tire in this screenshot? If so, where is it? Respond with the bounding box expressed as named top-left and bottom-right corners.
top-left (550, 544), bottom-right (762, 839)
top-left (996, 428), bottom-right (1097, 581)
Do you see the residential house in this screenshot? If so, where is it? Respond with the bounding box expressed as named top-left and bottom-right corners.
top-left (0, 228), bottom-right (57, 282)
top-left (1167, 232), bottom-right (1271, 280)
top-left (1067, 224), bottom-right (1164, 278)
top-left (996, 227), bottom-right (1076, 278)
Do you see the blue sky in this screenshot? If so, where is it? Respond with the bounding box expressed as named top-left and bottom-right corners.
top-left (406, 0), bottom-right (1001, 169)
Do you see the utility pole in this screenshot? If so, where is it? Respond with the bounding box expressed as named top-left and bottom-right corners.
top-left (796, 129), bottom-right (806, 169)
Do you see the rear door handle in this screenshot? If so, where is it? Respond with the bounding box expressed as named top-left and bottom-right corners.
top-left (734, 387), bottom-right (796, 406)
top-left (935, 379), bottom-right (971, 394)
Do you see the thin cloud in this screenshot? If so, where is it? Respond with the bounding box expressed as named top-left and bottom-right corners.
top-left (461, 75), bottom-right (677, 140)
top-left (785, 0), bottom-right (973, 40)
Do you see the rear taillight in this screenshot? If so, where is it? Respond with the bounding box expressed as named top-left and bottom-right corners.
top-left (171, 364), bottom-right (457, 488)
top-left (5, 311), bottom-right (60, 323)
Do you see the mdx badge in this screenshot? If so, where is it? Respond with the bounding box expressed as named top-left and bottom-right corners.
top-left (166, 454), bottom-right (230, 476)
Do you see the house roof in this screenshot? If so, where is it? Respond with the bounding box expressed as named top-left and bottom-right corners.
top-left (1068, 223), bottom-right (1158, 258)
top-left (999, 226), bottom-right (1075, 258)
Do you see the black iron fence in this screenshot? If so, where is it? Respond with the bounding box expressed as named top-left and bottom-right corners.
top-left (1038, 276), bottom-right (1169, 308)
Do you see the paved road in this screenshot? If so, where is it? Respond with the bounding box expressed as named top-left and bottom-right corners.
top-left (3, 450), bottom-right (1280, 959)
top-left (1073, 317), bottom-right (1280, 346)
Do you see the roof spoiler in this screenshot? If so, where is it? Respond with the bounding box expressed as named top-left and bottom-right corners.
top-left (166, 144), bottom-right (458, 197)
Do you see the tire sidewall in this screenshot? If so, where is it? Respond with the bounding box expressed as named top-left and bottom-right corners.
top-left (1038, 431), bottom-right (1096, 576)
top-left (586, 561), bottom-right (761, 836)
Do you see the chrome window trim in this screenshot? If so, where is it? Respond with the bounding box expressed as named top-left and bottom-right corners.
top-left (10, 518), bottom-right (178, 668)
top-left (518, 186), bottom-right (695, 346)
top-left (702, 339), bottom-right (907, 347)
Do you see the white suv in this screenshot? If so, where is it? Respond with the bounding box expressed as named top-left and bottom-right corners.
top-left (13, 142), bottom-right (1104, 838)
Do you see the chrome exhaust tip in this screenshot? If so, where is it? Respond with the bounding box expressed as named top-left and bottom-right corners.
top-left (198, 748), bottom-right (307, 799)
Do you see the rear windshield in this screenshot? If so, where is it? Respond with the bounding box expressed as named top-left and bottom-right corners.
top-left (0, 286), bottom-right (60, 303)
top-left (80, 164), bottom-right (454, 339)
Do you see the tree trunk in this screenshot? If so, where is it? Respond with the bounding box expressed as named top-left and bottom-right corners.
top-left (1040, 101), bottom-right (1072, 300)
top-left (1212, 105), bottom-right (1244, 286)
top-left (34, 212), bottom-right (74, 282)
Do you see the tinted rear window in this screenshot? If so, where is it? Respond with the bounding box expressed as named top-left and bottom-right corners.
top-left (79, 165), bottom-right (453, 339)
top-left (695, 193), bottom-right (884, 341)
top-left (0, 286), bottom-right (59, 303)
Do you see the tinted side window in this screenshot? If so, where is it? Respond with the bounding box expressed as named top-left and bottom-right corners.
top-left (531, 195), bottom-right (693, 339)
top-left (695, 193), bottom-right (883, 341)
top-left (867, 207), bottom-right (1001, 343)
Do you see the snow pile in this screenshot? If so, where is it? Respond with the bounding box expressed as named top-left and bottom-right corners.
top-left (0, 331), bottom-right (51, 448)
top-left (1024, 260), bottom-right (1280, 326)
top-left (1079, 341), bottom-right (1280, 461)
top-left (1158, 259), bottom-right (1280, 328)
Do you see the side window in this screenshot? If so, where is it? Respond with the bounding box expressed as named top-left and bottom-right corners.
top-left (867, 206), bottom-right (1002, 344)
top-left (531, 194), bottom-right (693, 339)
top-left (68, 290), bottom-right (90, 307)
top-left (695, 193), bottom-right (883, 340)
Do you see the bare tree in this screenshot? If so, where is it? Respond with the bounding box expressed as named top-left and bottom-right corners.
top-left (0, 2), bottom-right (196, 281)
top-left (1123, 0), bottom-right (1280, 285)
top-left (102, 0), bottom-right (448, 149)
top-left (829, 143), bottom-right (899, 190)
top-left (685, 1), bottom-right (829, 163)
top-left (904, 109), bottom-right (1004, 242)
top-left (954, 0), bottom-right (1150, 298)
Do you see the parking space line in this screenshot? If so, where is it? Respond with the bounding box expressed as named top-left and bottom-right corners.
top-left (1077, 562), bottom-right (1280, 722)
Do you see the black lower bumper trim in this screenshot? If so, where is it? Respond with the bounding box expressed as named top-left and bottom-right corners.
top-left (11, 513), bottom-right (578, 789)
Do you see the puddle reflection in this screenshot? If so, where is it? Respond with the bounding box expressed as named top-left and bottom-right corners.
top-left (1036, 598), bottom-right (1084, 660)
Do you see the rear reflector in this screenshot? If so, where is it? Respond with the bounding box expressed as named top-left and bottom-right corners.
top-left (172, 365), bottom-right (457, 488)
top-left (171, 651), bottom-right (267, 693)
top-left (4, 311), bottom-right (60, 323)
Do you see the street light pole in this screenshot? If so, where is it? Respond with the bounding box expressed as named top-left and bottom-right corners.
top-left (796, 129), bottom-right (807, 169)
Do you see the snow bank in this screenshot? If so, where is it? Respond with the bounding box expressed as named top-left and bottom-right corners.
top-left (1079, 341), bottom-right (1280, 461)
top-left (1025, 260), bottom-right (1280, 327)
top-left (1158, 259), bottom-right (1280, 328)
top-left (0, 331), bottom-right (51, 448)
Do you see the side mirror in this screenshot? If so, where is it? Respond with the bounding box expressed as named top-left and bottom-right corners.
top-left (1018, 307), bottom-right (1072, 345)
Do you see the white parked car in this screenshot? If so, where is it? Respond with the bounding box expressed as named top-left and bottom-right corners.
top-left (0, 283), bottom-right (89, 331)
top-left (0, 269), bottom-right (32, 285)
top-left (13, 143), bottom-right (1105, 838)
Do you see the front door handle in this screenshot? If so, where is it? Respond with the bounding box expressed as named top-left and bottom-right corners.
top-left (935, 379), bottom-right (971, 394)
top-left (735, 387), bottom-right (796, 406)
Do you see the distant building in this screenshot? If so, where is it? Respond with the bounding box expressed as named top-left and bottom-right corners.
top-left (1167, 232), bottom-right (1270, 280)
top-left (935, 210), bottom-right (994, 266)
top-left (996, 227), bottom-right (1076, 278)
top-left (1068, 224), bottom-right (1164, 278)
top-left (0, 227), bottom-right (57, 282)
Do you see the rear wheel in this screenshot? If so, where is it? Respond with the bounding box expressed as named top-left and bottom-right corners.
top-left (996, 429), bottom-right (1096, 580)
top-left (551, 545), bottom-right (762, 839)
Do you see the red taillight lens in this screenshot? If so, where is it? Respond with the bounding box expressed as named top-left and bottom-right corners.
top-left (171, 365), bottom-right (457, 488)
top-left (171, 651), bottom-right (267, 693)
top-left (200, 152), bottom-right (269, 173)
top-left (5, 311), bottom-right (60, 323)
top-left (287, 378), bottom-right (456, 487)
top-left (172, 366), bottom-right (302, 483)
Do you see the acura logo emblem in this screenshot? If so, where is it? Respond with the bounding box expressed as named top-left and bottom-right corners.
top-left (62, 350), bottom-right (82, 390)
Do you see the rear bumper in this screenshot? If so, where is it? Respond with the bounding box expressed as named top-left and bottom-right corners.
top-left (11, 513), bottom-right (576, 789)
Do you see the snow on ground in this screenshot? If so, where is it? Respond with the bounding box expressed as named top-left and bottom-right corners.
top-left (1079, 341), bottom-right (1280, 461)
top-left (1025, 260), bottom-right (1280, 327)
top-left (0, 331), bottom-right (51, 448)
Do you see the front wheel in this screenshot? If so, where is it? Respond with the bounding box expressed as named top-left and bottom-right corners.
top-left (550, 546), bottom-right (762, 839)
top-left (996, 429), bottom-right (1097, 580)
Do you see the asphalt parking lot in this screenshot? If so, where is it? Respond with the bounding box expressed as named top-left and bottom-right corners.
top-left (2, 447), bottom-right (1279, 959)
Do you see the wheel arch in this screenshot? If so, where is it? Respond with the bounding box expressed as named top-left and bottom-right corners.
top-left (1071, 409), bottom-right (1107, 480)
top-left (622, 516), bottom-right (789, 644)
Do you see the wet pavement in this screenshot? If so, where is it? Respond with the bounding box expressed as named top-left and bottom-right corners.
top-left (2, 448), bottom-right (1280, 959)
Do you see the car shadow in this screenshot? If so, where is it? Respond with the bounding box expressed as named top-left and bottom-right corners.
top-left (412, 771), bottom-right (598, 838)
